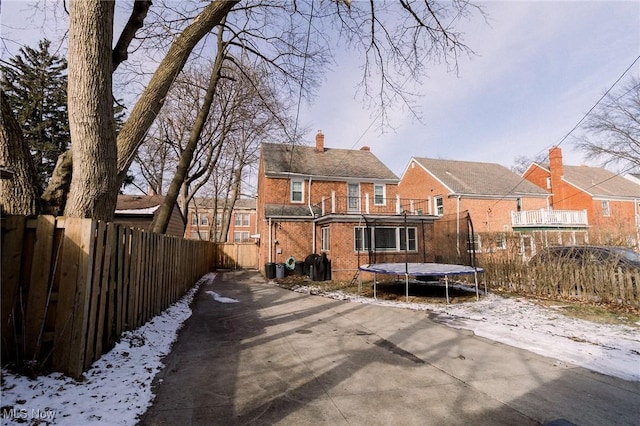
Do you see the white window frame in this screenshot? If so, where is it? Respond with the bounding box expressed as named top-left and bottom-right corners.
top-left (374, 184), bottom-right (386, 206)
top-left (468, 233), bottom-right (481, 253)
top-left (291, 179), bottom-right (304, 203)
top-left (602, 200), bottom-right (610, 217)
top-left (199, 213), bottom-right (209, 226)
top-left (435, 196), bottom-right (444, 216)
top-left (354, 226), bottom-right (417, 252)
top-left (234, 231), bottom-right (250, 242)
top-left (234, 212), bottom-right (250, 227)
top-left (347, 182), bottom-right (360, 212)
top-left (321, 227), bottom-right (330, 251)
top-left (190, 230), bottom-right (209, 240)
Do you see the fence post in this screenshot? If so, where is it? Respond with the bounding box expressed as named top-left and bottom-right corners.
top-left (1, 216), bottom-right (27, 364)
top-left (52, 218), bottom-right (96, 378)
top-left (24, 216), bottom-right (56, 362)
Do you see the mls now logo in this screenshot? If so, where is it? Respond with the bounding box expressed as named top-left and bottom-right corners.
top-left (1, 407), bottom-right (57, 421)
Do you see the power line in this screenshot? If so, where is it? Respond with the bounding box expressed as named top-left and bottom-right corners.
top-left (279, 1), bottom-right (315, 216)
top-left (553, 54), bottom-right (640, 150)
top-left (486, 54), bottom-right (640, 211)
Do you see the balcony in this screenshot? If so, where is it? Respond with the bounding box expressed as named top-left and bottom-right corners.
top-left (511, 209), bottom-right (588, 228)
top-left (313, 194), bottom-right (431, 217)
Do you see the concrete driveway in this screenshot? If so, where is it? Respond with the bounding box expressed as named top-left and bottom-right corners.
top-left (140, 270), bottom-right (640, 425)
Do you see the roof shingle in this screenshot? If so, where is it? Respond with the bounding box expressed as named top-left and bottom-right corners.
top-left (413, 157), bottom-right (549, 197)
top-left (262, 143), bottom-right (398, 181)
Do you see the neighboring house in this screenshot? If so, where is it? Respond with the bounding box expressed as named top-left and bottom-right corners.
top-left (114, 195), bottom-right (185, 237)
top-left (524, 146), bottom-right (640, 245)
top-left (185, 198), bottom-right (258, 242)
top-left (398, 156), bottom-right (561, 255)
top-left (624, 173), bottom-right (640, 186)
top-left (256, 131), bottom-right (436, 281)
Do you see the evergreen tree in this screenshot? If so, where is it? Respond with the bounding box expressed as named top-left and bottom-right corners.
top-left (1, 39), bottom-right (70, 186)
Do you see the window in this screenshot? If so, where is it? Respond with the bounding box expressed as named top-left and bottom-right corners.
top-left (374, 184), bottom-right (385, 205)
top-left (400, 228), bottom-right (417, 251)
top-left (495, 233), bottom-right (507, 251)
top-left (546, 177), bottom-right (552, 189)
top-left (215, 215), bottom-right (222, 227)
top-left (354, 226), bottom-right (417, 252)
top-left (354, 227), bottom-right (371, 251)
top-left (516, 198), bottom-right (522, 212)
top-left (235, 213), bottom-right (250, 227)
top-left (233, 231), bottom-right (250, 242)
top-left (190, 230), bottom-right (209, 240)
top-left (191, 213), bottom-right (209, 226)
top-left (291, 179), bottom-right (304, 202)
top-left (348, 183), bottom-right (360, 211)
top-left (435, 196), bottom-right (444, 216)
top-left (468, 233), bottom-right (481, 253)
top-left (602, 200), bottom-right (610, 217)
top-left (321, 227), bottom-right (330, 251)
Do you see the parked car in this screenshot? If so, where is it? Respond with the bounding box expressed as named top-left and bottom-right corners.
top-left (530, 245), bottom-right (640, 270)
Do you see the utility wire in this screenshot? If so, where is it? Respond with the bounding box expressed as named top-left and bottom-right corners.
top-left (485, 54), bottom-right (640, 212)
top-left (279, 1), bottom-right (315, 216)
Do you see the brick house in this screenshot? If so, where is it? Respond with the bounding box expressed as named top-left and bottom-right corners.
top-left (256, 132), bottom-right (436, 281)
top-left (185, 198), bottom-right (257, 242)
top-left (398, 157), bottom-right (564, 255)
top-left (114, 195), bottom-right (185, 237)
top-left (524, 146), bottom-right (640, 245)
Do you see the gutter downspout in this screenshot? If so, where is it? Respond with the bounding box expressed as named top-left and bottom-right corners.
top-left (307, 177), bottom-right (316, 253)
top-left (268, 217), bottom-right (272, 263)
top-left (456, 195), bottom-right (461, 256)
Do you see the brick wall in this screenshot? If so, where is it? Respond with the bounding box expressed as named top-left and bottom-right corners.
top-left (399, 159), bottom-right (548, 232)
top-left (523, 151), bottom-right (640, 239)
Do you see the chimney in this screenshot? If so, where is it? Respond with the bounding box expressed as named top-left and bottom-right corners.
top-left (549, 146), bottom-right (564, 177)
top-left (548, 146), bottom-right (564, 209)
top-left (360, 146), bottom-right (370, 151)
top-left (315, 130), bottom-right (325, 153)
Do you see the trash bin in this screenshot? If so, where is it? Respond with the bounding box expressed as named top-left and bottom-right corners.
top-left (294, 261), bottom-right (304, 276)
top-left (275, 263), bottom-right (286, 279)
top-left (265, 262), bottom-right (276, 279)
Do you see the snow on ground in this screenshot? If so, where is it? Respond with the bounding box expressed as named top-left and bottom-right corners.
top-left (2, 274), bottom-right (639, 425)
top-left (206, 290), bottom-right (239, 303)
top-left (294, 284), bottom-right (640, 382)
top-left (1, 273), bottom-right (214, 426)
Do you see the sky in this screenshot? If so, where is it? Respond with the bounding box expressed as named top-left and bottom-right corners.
top-left (299, 1), bottom-right (640, 177)
top-left (1, 272), bottom-right (638, 425)
top-left (1, 1), bottom-right (639, 183)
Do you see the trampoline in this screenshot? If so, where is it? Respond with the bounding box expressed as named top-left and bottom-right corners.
top-left (358, 262), bottom-right (485, 304)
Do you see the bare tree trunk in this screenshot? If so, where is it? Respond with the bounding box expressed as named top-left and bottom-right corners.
top-left (42, 0), bottom-right (238, 215)
top-left (112, 0), bottom-right (152, 72)
top-left (0, 92), bottom-right (41, 215)
top-left (218, 157), bottom-right (243, 242)
top-left (64, 0), bottom-right (117, 220)
top-left (41, 151), bottom-right (73, 215)
top-left (152, 24), bottom-right (226, 234)
top-left (117, 0), bottom-right (238, 185)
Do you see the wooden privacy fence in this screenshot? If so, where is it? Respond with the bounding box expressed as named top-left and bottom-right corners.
top-left (482, 258), bottom-right (640, 308)
top-left (1, 215), bottom-right (216, 378)
top-left (213, 242), bottom-right (258, 270)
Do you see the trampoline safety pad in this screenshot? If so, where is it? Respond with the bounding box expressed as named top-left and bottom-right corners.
top-left (358, 262), bottom-right (485, 304)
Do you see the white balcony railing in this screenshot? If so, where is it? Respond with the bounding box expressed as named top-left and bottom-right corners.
top-left (511, 209), bottom-right (588, 228)
top-left (316, 193), bottom-right (430, 216)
